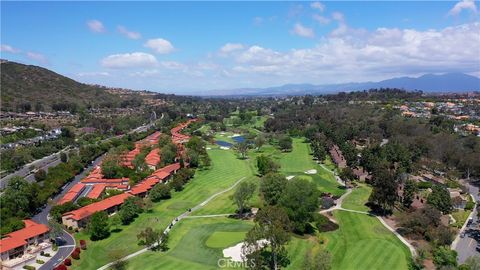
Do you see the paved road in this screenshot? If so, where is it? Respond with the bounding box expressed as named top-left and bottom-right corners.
top-left (0, 147), bottom-right (72, 189)
top-left (33, 154), bottom-right (106, 270)
top-left (454, 181), bottom-right (479, 263)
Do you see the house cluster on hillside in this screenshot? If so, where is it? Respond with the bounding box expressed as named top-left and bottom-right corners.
top-left (1, 128), bottom-right (62, 150)
top-left (0, 220), bottom-right (51, 270)
top-left (329, 145), bottom-right (347, 169)
top-left (58, 120), bottom-right (196, 229)
top-left (120, 131), bottom-right (162, 169)
top-left (397, 98), bottom-right (480, 122)
top-left (398, 170), bottom-right (470, 213)
top-left (0, 111), bottom-right (74, 120)
top-left (329, 144), bottom-right (372, 182)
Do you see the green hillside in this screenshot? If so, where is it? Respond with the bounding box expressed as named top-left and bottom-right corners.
top-left (1, 60), bottom-right (120, 112)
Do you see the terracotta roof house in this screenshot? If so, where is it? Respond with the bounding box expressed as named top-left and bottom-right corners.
top-left (62, 193), bottom-right (132, 229)
top-left (57, 183), bottom-right (86, 205)
top-left (329, 145), bottom-right (347, 169)
top-left (86, 184), bottom-right (106, 199)
top-left (352, 167), bottom-right (371, 182)
top-left (145, 148), bottom-right (161, 170)
top-left (0, 220), bottom-right (50, 269)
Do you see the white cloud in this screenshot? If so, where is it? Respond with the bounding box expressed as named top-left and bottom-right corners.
top-left (331, 12), bottom-right (348, 36)
top-left (448, 0), bottom-right (478, 16)
top-left (87, 19), bottom-right (106, 33)
top-left (77, 71), bottom-right (110, 77)
top-left (144, 38), bottom-right (175, 54)
top-left (332, 11), bottom-right (345, 21)
top-left (220, 43), bottom-right (244, 53)
top-left (310, 2), bottom-right (325, 12)
top-left (160, 61), bottom-right (186, 70)
top-left (101, 52), bottom-right (158, 68)
top-left (292, 23), bottom-right (315, 38)
top-left (1, 44), bottom-right (21, 53)
top-left (26, 52), bottom-right (48, 64)
top-left (228, 22), bottom-right (480, 83)
top-left (117, 26), bottom-right (141, 40)
top-left (312, 14), bottom-right (330, 25)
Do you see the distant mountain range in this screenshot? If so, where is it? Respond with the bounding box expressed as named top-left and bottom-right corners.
top-left (203, 73), bottom-right (480, 96)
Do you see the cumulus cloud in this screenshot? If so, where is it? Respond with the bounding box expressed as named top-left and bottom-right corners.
top-left (312, 14), bottom-right (330, 25)
top-left (26, 52), bottom-right (48, 64)
top-left (101, 52), bottom-right (158, 68)
top-left (229, 22), bottom-right (480, 83)
top-left (310, 2), bottom-right (325, 12)
top-left (448, 0), bottom-right (478, 16)
top-left (1, 44), bottom-right (21, 53)
top-left (87, 19), bottom-right (106, 33)
top-left (144, 38), bottom-right (175, 54)
top-left (292, 23), bottom-right (315, 38)
top-left (117, 26), bottom-right (141, 39)
top-left (220, 43), bottom-right (245, 53)
top-left (331, 12), bottom-right (348, 36)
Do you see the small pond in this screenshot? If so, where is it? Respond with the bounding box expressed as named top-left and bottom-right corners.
top-left (231, 135), bottom-right (245, 143)
top-left (216, 140), bottom-right (233, 147)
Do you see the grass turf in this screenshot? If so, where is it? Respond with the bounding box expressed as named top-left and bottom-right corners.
top-left (324, 210), bottom-right (411, 270)
top-left (71, 148), bottom-right (253, 269)
top-left (341, 184), bottom-right (373, 212)
top-left (276, 138), bottom-right (345, 197)
top-left (126, 217), bottom-right (253, 270)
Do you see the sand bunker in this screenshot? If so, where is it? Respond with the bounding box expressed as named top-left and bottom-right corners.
top-left (304, 169), bottom-right (317, 175)
top-left (286, 175), bottom-right (295, 180)
top-left (223, 240), bottom-right (269, 262)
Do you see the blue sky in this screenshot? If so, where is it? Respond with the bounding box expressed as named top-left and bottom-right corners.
top-left (1, 1), bottom-right (479, 94)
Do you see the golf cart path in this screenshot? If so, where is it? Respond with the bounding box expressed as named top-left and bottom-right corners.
top-left (319, 187), bottom-right (417, 258)
top-left (97, 176), bottom-right (247, 270)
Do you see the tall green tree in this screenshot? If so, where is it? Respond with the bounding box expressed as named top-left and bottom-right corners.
top-left (428, 185), bottom-right (453, 214)
top-left (88, 211), bottom-right (110, 240)
top-left (233, 181), bottom-right (256, 214)
top-left (279, 178), bottom-right (320, 233)
top-left (260, 173), bottom-right (288, 205)
top-left (402, 179), bottom-right (417, 208)
top-left (118, 197), bottom-right (143, 225)
top-left (278, 135), bottom-right (293, 152)
top-left (243, 206), bottom-right (291, 270)
top-left (256, 155), bottom-right (279, 176)
top-left (368, 164), bottom-right (399, 214)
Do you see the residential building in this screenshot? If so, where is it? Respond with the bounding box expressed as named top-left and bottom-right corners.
top-left (329, 145), bottom-right (347, 168)
top-left (0, 220), bottom-right (50, 270)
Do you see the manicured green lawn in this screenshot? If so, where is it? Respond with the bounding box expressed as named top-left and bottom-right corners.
top-left (324, 210), bottom-right (411, 270)
top-left (72, 148), bottom-right (253, 269)
top-left (451, 209), bottom-right (472, 228)
top-left (193, 175), bottom-right (261, 216)
top-left (342, 184), bottom-right (373, 212)
top-left (126, 217), bottom-right (253, 270)
top-left (206, 231), bottom-right (248, 248)
top-left (276, 138), bottom-right (345, 197)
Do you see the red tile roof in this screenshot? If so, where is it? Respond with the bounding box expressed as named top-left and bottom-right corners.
top-left (158, 163), bottom-right (180, 175)
top-left (145, 148), bottom-right (161, 167)
top-left (0, 220), bottom-right (49, 253)
top-left (86, 184), bottom-right (106, 199)
top-left (57, 183), bottom-right (86, 205)
top-left (63, 193), bottom-right (132, 221)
